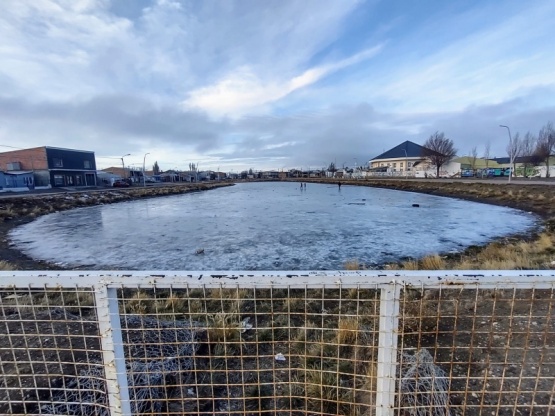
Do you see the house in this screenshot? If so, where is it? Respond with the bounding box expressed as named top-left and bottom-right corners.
top-left (261, 171), bottom-right (280, 179)
top-left (0, 146), bottom-right (97, 188)
top-left (369, 141), bottom-right (433, 174)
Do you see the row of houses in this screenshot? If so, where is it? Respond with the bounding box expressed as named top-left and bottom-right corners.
top-left (0, 140), bottom-right (553, 191)
top-left (367, 141), bottom-right (555, 178)
top-left (0, 146), bottom-right (241, 191)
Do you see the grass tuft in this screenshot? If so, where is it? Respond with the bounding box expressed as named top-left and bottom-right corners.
top-left (419, 255), bottom-right (445, 270)
top-left (344, 259), bottom-right (363, 270)
top-left (337, 317), bottom-right (359, 345)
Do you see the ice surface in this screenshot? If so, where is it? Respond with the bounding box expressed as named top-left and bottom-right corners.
top-left (9, 182), bottom-right (537, 270)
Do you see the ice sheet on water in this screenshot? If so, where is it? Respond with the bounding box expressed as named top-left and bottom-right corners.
top-left (9, 182), bottom-right (537, 270)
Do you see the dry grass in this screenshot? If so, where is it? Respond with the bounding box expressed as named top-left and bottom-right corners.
top-left (419, 254), bottom-right (446, 270)
top-left (0, 260), bottom-right (16, 270)
top-left (337, 317), bottom-right (360, 345)
top-left (206, 312), bottom-right (241, 343)
top-left (401, 259), bottom-right (419, 270)
top-left (125, 291), bottom-right (151, 314)
top-left (387, 231), bottom-right (554, 271)
top-left (344, 259), bottom-right (363, 270)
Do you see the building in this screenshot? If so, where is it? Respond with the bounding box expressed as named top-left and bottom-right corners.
top-left (492, 156), bottom-right (555, 178)
top-left (0, 146), bottom-right (97, 188)
top-left (369, 141), bottom-right (433, 173)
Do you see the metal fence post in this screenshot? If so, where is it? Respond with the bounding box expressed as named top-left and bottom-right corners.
top-left (94, 284), bottom-right (132, 416)
top-left (376, 283), bottom-right (401, 416)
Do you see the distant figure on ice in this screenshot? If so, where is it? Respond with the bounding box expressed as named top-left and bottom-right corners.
top-left (304, 183), bottom-right (306, 189)
top-left (300, 182), bottom-right (303, 189)
top-left (338, 182), bottom-right (341, 189)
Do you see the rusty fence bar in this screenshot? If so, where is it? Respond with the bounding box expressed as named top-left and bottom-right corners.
top-left (1, 270), bottom-right (554, 416)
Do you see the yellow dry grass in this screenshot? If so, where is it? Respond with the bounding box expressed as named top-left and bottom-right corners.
top-left (0, 260), bottom-right (16, 271)
top-left (344, 259), bottom-right (363, 270)
top-left (206, 312), bottom-right (241, 343)
top-left (401, 259), bottom-right (419, 270)
top-left (337, 317), bottom-right (359, 345)
top-left (419, 254), bottom-right (446, 270)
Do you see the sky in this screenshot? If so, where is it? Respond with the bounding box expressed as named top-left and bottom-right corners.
top-left (1, 0), bottom-right (554, 172)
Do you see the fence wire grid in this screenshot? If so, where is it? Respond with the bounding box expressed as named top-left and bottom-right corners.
top-left (0, 271), bottom-right (554, 416)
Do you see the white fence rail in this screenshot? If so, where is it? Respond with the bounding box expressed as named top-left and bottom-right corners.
top-left (1, 270), bottom-right (554, 416)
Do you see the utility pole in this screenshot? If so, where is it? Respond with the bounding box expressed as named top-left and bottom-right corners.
top-left (142, 153), bottom-right (150, 187)
top-left (499, 125), bottom-right (513, 183)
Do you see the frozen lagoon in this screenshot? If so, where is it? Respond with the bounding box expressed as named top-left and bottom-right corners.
top-left (9, 182), bottom-right (537, 270)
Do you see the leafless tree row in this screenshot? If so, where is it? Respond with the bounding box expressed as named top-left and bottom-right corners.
top-left (505, 121), bottom-right (555, 177)
top-left (422, 122), bottom-right (554, 178)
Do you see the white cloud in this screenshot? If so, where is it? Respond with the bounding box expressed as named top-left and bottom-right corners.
top-left (183, 45), bottom-right (383, 117)
top-left (368, 2), bottom-right (555, 112)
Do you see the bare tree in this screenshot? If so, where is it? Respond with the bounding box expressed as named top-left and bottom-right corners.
top-left (536, 121), bottom-right (555, 177)
top-left (470, 146), bottom-right (478, 172)
top-left (520, 132), bottom-right (540, 177)
top-left (422, 132), bottom-right (457, 178)
top-left (483, 141), bottom-right (491, 169)
top-left (506, 132), bottom-right (522, 177)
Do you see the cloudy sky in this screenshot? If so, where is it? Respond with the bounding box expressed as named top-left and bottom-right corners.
top-left (1, 0), bottom-right (554, 172)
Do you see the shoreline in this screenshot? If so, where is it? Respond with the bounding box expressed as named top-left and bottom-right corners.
top-left (1, 179), bottom-right (554, 271)
top-left (0, 182), bottom-right (233, 271)
top-left (305, 178), bottom-right (555, 269)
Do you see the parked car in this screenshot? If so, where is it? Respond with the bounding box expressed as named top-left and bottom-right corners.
top-left (113, 180), bottom-right (130, 188)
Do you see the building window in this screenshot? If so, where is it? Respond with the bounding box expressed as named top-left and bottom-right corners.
top-left (84, 160), bottom-right (91, 169)
top-left (53, 158), bottom-right (63, 168)
top-left (393, 163), bottom-right (396, 168)
top-left (400, 162), bottom-right (404, 168)
top-left (66, 175), bottom-right (74, 186)
top-left (54, 175), bottom-right (64, 186)
top-left (76, 175), bottom-right (83, 185)
top-left (408, 161), bottom-right (413, 167)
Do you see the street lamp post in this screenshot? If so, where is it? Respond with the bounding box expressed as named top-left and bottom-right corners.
top-left (121, 153), bottom-right (130, 182)
top-left (403, 149), bottom-right (408, 179)
top-left (142, 153), bottom-right (150, 187)
top-left (499, 125), bottom-right (513, 183)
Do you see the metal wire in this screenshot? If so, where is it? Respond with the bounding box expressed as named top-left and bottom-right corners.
top-left (1, 272), bottom-right (554, 416)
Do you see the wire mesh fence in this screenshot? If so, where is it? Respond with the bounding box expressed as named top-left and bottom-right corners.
top-left (0, 272), bottom-right (554, 416)
top-left (0, 286), bottom-right (104, 415)
top-left (115, 286), bottom-right (380, 415)
top-left (398, 286), bottom-right (555, 416)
